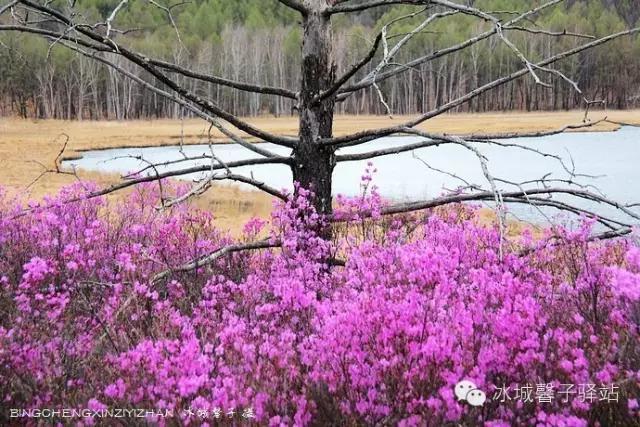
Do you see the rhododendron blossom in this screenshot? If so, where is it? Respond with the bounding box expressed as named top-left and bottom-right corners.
top-left (0, 182), bottom-right (638, 426)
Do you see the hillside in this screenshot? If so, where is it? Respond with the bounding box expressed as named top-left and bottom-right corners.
top-left (1, 0), bottom-right (638, 119)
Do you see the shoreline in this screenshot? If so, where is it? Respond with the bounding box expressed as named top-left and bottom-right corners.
top-left (62, 122), bottom-right (629, 157)
top-left (2, 110), bottom-right (639, 232)
top-left (4, 110), bottom-right (639, 155)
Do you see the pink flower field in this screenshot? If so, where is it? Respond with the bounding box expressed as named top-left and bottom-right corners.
top-left (1, 183), bottom-right (639, 426)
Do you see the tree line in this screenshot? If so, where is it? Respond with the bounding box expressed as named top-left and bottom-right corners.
top-left (1, 0), bottom-right (638, 120)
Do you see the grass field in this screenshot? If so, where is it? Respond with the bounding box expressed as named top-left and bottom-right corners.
top-left (2, 110), bottom-right (639, 232)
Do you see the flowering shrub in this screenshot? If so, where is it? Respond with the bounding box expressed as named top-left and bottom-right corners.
top-left (0, 183), bottom-right (639, 426)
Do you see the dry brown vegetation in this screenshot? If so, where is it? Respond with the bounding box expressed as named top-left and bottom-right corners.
top-left (1, 110), bottom-right (639, 233)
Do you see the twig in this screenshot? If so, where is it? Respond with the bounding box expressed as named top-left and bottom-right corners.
top-left (152, 239), bottom-right (280, 283)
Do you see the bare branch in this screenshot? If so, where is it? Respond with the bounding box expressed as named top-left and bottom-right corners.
top-left (518, 227), bottom-right (634, 258)
top-left (336, 138), bottom-right (443, 162)
top-left (604, 119), bottom-right (640, 128)
top-left (334, 124), bottom-right (640, 230)
top-left (0, 23), bottom-right (102, 46)
top-left (15, 0), bottom-right (298, 148)
top-left (327, 0), bottom-right (428, 14)
top-left (533, 64), bottom-right (582, 93)
top-left (121, 154), bottom-right (214, 179)
top-left (498, 196), bottom-right (627, 230)
top-left (11, 155), bottom-right (290, 220)
top-left (361, 8), bottom-right (458, 114)
top-left (493, 22), bottom-right (586, 94)
top-left (504, 25), bottom-right (595, 39)
top-left (0, 0), bottom-right (17, 15)
top-left (211, 173), bottom-right (287, 200)
top-left (157, 168), bottom-right (288, 208)
top-left (336, 0), bottom-right (563, 98)
top-left (465, 118), bottom-right (607, 140)
top-left (152, 239), bottom-right (280, 283)
top-left (159, 174), bottom-right (212, 209)
top-left (109, 156), bottom-right (290, 185)
top-left (147, 0), bottom-right (188, 51)
top-left (335, 119), bottom-right (607, 164)
top-left (587, 228), bottom-right (633, 241)
top-left (496, 24), bottom-right (550, 88)
top-left (379, 187), bottom-right (640, 220)
top-left (0, 22), bottom-right (297, 99)
top-left (431, 0), bottom-right (497, 21)
top-left (315, 32), bottom-right (383, 103)
top-left (59, 41), bottom-right (283, 159)
top-left (22, 133), bottom-right (87, 192)
top-left (326, 26), bottom-right (640, 146)
top-left (149, 57), bottom-right (298, 99)
top-left (412, 151), bottom-right (479, 191)
top-left (105, 0), bottom-right (128, 40)
top-left (52, 133), bottom-right (70, 173)
top-left (276, 0), bottom-right (307, 14)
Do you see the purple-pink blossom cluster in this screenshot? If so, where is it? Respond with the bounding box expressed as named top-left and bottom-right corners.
top-left (0, 182), bottom-right (639, 426)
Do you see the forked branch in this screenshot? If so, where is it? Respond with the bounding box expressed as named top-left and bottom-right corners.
top-left (325, 26), bottom-right (640, 147)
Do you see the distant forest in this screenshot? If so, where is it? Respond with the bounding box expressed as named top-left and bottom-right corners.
top-left (1, 0), bottom-right (639, 119)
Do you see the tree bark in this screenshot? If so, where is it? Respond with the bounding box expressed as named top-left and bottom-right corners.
top-left (293, 2), bottom-right (336, 216)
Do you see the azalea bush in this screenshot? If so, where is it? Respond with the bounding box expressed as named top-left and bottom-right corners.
top-left (0, 182), bottom-right (639, 426)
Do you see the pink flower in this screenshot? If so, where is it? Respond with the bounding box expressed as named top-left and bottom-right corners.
top-left (87, 398), bottom-right (107, 411)
top-left (0, 182), bottom-right (638, 425)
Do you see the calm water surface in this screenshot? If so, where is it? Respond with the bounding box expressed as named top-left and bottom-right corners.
top-left (64, 126), bottom-right (640, 224)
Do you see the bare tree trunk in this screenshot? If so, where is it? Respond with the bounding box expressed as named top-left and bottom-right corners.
top-left (293, 2), bottom-right (336, 217)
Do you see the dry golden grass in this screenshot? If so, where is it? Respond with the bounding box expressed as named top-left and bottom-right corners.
top-left (1, 110), bottom-right (638, 233)
top-left (475, 207), bottom-right (542, 238)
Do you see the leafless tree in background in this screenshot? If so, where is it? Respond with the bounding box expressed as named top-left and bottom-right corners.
top-left (1, 0), bottom-right (640, 253)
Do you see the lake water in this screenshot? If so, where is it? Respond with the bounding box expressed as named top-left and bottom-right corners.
top-left (64, 126), bottom-right (640, 226)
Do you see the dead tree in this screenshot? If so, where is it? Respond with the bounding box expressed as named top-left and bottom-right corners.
top-left (2, 0), bottom-right (640, 262)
